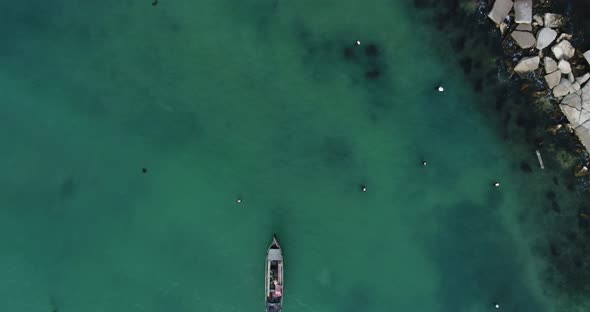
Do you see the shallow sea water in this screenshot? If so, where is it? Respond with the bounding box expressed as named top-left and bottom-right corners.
top-left (0, 0), bottom-right (588, 311)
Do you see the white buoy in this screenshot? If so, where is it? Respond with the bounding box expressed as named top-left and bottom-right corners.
top-left (361, 186), bottom-right (367, 192)
top-left (236, 198), bottom-right (242, 204)
top-left (355, 40), bottom-right (361, 46)
top-left (422, 161), bottom-right (427, 166)
top-left (494, 303), bottom-right (500, 309)
top-left (494, 182), bottom-right (500, 187)
top-left (437, 86), bottom-right (445, 92)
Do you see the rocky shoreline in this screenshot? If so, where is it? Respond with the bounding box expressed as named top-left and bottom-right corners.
top-left (412, 2), bottom-right (590, 308)
top-left (487, 0), bottom-right (590, 160)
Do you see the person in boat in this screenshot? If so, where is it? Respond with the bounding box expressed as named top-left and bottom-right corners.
top-left (274, 284), bottom-right (282, 297)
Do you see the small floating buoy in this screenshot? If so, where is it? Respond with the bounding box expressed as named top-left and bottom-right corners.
top-left (355, 40), bottom-right (361, 46)
top-left (437, 85), bottom-right (445, 92)
top-left (361, 185), bottom-right (367, 192)
top-left (493, 182), bottom-right (500, 187)
top-left (422, 160), bottom-right (427, 166)
top-left (236, 198), bottom-right (242, 204)
top-left (493, 302), bottom-right (500, 309)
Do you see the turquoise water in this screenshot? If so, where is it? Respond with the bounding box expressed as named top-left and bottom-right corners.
top-left (1, 0), bottom-right (588, 311)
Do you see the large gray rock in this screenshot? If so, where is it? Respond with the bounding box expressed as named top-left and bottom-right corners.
top-left (552, 40), bottom-right (575, 60)
top-left (514, 56), bottom-right (540, 74)
top-left (557, 33), bottom-right (572, 43)
top-left (544, 13), bottom-right (567, 28)
top-left (561, 82), bottom-right (590, 147)
top-left (561, 93), bottom-right (582, 123)
top-left (533, 14), bottom-right (544, 26)
top-left (575, 82), bottom-right (590, 149)
top-left (545, 70), bottom-right (562, 89)
top-left (488, 0), bottom-right (514, 25)
top-left (536, 28), bottom-right (557, 50)
top-left (562, 93), bottom-right (582, 111)
top-left (583, 81), bottom-right (590, 105)
top-left (511, 31), bottom-right (536, 49)
top-left (558, 60), bottom-right (572, 74)
top-left (544, 57), bottom-right (558, 73)
top-left (553, 78), bottom-right (575, 97)
top-left (569, 72), bottom-right (576, 84)
top-left (577, 73), bottom-right (590, 85)
top-left (514, 0), bottom-right (532, 23)
top-left (578, 128), bottom-right (590, 151)
top-left (584, 50), bottom-right (590, 65)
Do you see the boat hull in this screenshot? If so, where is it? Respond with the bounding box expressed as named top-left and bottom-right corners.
top-left (265, 236), bottom-right (283, 312)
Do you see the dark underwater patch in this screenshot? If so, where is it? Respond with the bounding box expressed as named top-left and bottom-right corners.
top-left (472, 77), bottom-right (483, 92)
top-left (545, 190), bottom-right (557, 200)
top-left (413, 0), bottom-right (433, 9)
top-left (60, 176), bottom-right (76, 199)
top-left (519, 161), bottom-right (532, 173)
top-left (339, 41), bottom-right (386, 82)
top-left (125, 109), bottom-right (201, 150)
top-left (364, 44), bottom-right (379, 58)
top-left (343, 46), bottom-right (357, 61)
top-left (551, 201), bottom-right (561, 213)
top-left (320, 136), bottom-right (355, 168)
top-left (494, 92), bottom-right (507, 111)
top-left (453, 35), bottom-right (467, 52)
top-left (365, 68), bottom-right (381, 80)
top-left (459, 57), bottom-right (472, 75)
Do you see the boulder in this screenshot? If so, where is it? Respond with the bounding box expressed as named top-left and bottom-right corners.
top-left (514, 56), bottom-right (540, 74)
top-left (561, 93), bottom-right (582, 123)
top-left (573, 81), bottom-right (581, 92)
top-left (558, 60), bottom-right (572, 74)
top-left (533, 14), bottom-right (544, 26)
top-left (583, 82), bottom-right (590, 107)
top-left (553, 78), bottom-right (575, 97)
top-left (488, 0), bottom-right (514, 25)
top-left (557, 33), bottom-right (572, 42)
top-left (516, 23), bottom-right (533, 32)
top-left (536, 28), bottom-right (557, 50)
top-left (584, 50), bottom-right (590, 65)
top-left (545, 70), bottom-right (562, 89)
top-left (568, 72), bottom-right (575, 83)
top-left (544, 13), bottom-right (567, 28)
top-left (560, 84), bottom-right (590, 129)
top-left (579, 109), bottom-right (590, 128)
top-left (578, 129), bottom-right (590, 151)
top-left (562, 93), bottom-right (582, 110)
top-left (544, 57), bottom-right (558, 73)
top-left (576, 73), bottom-right (590, 85)
top-left (552, 40), bottom-right (575, 60)
top-left (578, 82), bottom-right (590, 132)
top-left (511, 31), bottom-right (536, 49)
top-left (514, 0), bottom-right (532, 24)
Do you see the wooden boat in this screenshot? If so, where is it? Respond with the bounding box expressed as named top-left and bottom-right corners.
top-left (265, 236), bottom-right (283, 312)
